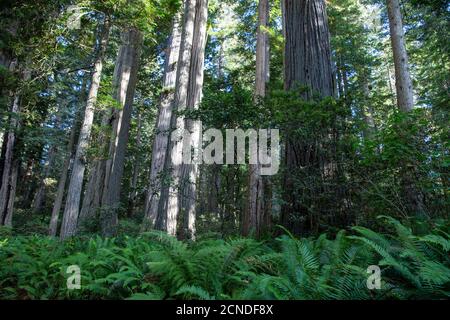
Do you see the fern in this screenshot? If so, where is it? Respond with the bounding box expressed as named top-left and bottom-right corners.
top-left (1, 218), bottom-right (448, 300)
top-left (175, 285), bottom-right (214, 300)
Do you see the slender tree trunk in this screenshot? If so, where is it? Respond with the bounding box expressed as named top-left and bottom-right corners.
top-left (360, 73), bottom-right (376, 139)
top-left (142, 11), bottom-right (183, 230)
top-left (101, 27), bottom-right (142, 237)
top-left (337, 68), bottom-right (343, 98)
top-left (0, 20), bottom-right (18, 207)
top-left (343, 69), bottom-right (349, 98)
top-left (0, 134), bottom-right (7, 190)
top-left (21, 158), bottom-right (36, 208)
top-left (32, 95), bottom-right (70, 214)
top-left (386, 63), bottom-right (396, 104)
top-left (127, 112), bottom-right (142, 216)
top-left (59, 18), bottom-right (110, 239)
top-left (245, 0), bottom-right (270, 237)
top-left (48, 126), bottom-right (78, 236)
top-left (31, 143), bottom-right (57, 213)
top-left (340, 57), bottom-right (349, 99)
top-left (386, 0), bottom-right (426, 217)
top-left (0, 64), bottom-right (21, 225)
top-left (281, 0), bottom-right (334, 234)
top-left (158, 0), bottom-right (198, 236)
top-left (386, 0), bottom-right (414, 111)
top-left (3, 158), bottom-right (19, 227)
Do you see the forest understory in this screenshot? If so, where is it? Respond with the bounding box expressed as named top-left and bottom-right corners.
top-left (0, 0), bottom-right (449, 300)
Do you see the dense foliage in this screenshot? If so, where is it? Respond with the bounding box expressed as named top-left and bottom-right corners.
top-left (0, 217), bottom-right (448, 300)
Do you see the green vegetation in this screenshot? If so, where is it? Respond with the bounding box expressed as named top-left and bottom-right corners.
top-left (0, 0), bottom-right (448, 301)
top-left (1, 217), bottom-right (448, 300)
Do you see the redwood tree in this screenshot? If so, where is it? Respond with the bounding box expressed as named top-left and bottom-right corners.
top-left (281, 0), bottom-right (335, 234)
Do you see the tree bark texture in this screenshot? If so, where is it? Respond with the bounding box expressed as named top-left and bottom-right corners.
top-left (101, 27), bottom-right (142, 237)
top-left (158, 0), bottom-right (198, 236)
top-left (59, 18), bottom-right (110, 239)
top-left (245, 0), bottom-right (270, 238)
top-left (281, 0), bottom-right (335, 234)
top-left (143, 11), bottom-right (183, 230)
top-left (386, 0), bottom-right (414, 112)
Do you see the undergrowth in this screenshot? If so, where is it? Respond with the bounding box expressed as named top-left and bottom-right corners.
top-left (0, 217), bottom-right (448, 300)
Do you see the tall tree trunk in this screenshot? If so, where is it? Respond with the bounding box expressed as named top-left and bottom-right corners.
top-left (386, 0), bottom-right (425, 217)
top-left (283, 0), bottom-right (334, 97)
top-left (101, 27), bottom-right (142, 237)
top-left (142, 11), bottom-right (183, 230)
top-left (0, 134), bottom-right (6, 189)
top-left (59, 18), bottom-right (110, 239)
top-left (386, 0), bottom-right (414, 112)
top-left (245, 0), bottom-right (270, 237)
top-left (360, 73), bottom-right (376, 139)
top-left (79, 26), bottom-right (140, 228)
top-left (180, 0), bottom-right (209, 240)
top-left (3, 158), bottom-right (19, 227)
top-left (48, 123), bottom-right (78, 236)
top-left (0, 58), bottom-right (25, 225)
top-left (337, 68), bottom-right (344, 98)
top-left (49, 80), bottom-right (87, 236)
top-left (0, 92), bottom-right (19, 225)
top-left (78, 107), bottom-right (112, 225)
top-left (158, 0), bottom-right (198, 236)
top-left (281, 0), bottom-right (334, 234)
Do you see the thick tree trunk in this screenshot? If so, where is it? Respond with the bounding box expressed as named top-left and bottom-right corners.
top-left (386, 0), bottom-right (414, 112)
top-left (101, 27), bottom-right (142, 237)
top-left (281, 0), bottom-right (334, 234)
top-left (245, 0), bottom-right (270, 238)
top-left (158, 0), bottom-right (198, 236)
top-left (179, 0), bottom-right (208, 240)
top-left (142, 11), bottom-right (183, 230)
top-left (283, 0), bottom-right (334, 97)
top-left (78, 27), bottom-right (140, 229)
top-left (59, 18), bottom-right (110, 240)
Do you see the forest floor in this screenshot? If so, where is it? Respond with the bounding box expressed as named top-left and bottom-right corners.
top-left (0, 215), bottom-right (448, 300)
